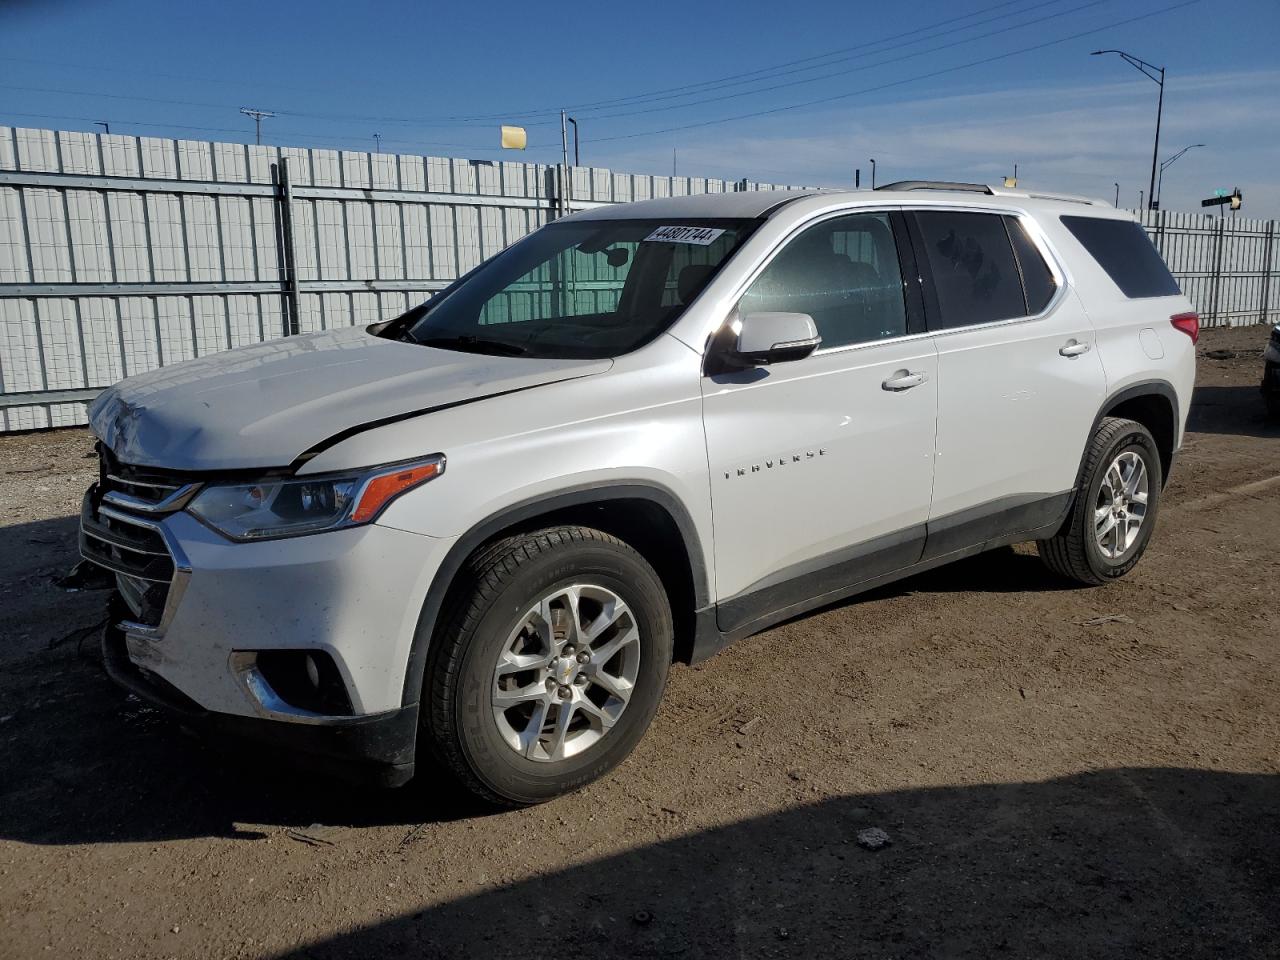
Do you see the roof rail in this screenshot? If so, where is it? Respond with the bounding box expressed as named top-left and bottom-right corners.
top-left (875, 180), bottom-right (993, 194)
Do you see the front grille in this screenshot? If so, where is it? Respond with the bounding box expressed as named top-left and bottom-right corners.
top-left (97, 446), bottom-right (199, 511)
top-left (81, 447), bottom-right (196, 630)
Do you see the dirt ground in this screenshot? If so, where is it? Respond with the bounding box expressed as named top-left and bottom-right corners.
top-left (1, 324), bottom-right (1277, 960)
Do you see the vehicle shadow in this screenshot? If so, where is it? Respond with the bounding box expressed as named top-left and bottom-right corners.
top-left (0, 538), bottom-right (1086, 849)
top-left (258, 767), bottom-right (1279, 959)
top-left (1188, 384), bottom-right (1279, 438)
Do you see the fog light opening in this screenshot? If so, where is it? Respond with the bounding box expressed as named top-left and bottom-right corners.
top-left (253, 650), bottom-right (354, 717)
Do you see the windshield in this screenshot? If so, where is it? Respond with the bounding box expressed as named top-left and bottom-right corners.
top-left (391, 217), bottom-right (758, 359)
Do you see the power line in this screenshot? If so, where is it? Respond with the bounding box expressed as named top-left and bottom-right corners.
top-left (570, 0), bottom-right (1111, 123)
top-left (584, 0), bottom-right (1200, 144)
top-left (0, 0), bottom-right (1095, 128)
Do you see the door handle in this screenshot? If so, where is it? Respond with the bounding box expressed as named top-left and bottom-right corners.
top-left (882, 369), bottom-right (927, 391)
top-left (1059, 339), bottom-right (1091, 357)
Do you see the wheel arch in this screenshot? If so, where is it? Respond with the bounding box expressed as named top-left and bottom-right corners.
top-left (1096, 380), bottom-right (1179, 485)
top-left (400, 482), bottom-right (711, 707)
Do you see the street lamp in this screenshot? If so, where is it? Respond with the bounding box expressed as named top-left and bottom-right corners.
top-left (869, 158), bottom-right (876, 189)
top-left (567, 116), bottom-right (580, 166)
top-left (1114, 182), bottom-right (1120, 207)
top-left (1156, 143), bottom-right (1205, 209)
top-left (1091, 49), bottom-right (1165, 211)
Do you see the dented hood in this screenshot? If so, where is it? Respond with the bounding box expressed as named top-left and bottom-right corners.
top-left (89, 326), bottom-right (612, 471)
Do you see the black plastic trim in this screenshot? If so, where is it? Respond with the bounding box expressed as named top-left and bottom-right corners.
top-left (694, 491), bottom-right (1074, 660)
top-left (716, 524), bottom-right (925, 637)
top-left (1088, 379), bottom-right (1181, 486)
top-left (102, 619), bottom-right (416, 786)
top-left (400, 481), bottom-right (711, 706)
top-left (922, 490), bottom-right (1072, 561)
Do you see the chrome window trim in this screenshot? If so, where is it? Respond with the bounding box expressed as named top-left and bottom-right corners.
top-left (229, 652), bottom-right (388, 726)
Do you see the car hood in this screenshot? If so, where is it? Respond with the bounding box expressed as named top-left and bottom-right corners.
top-left (89, 326), bottom-right (612, 471)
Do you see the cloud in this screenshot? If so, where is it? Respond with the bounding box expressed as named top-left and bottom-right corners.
top-left (591, 69), bottom-right (1280, 216)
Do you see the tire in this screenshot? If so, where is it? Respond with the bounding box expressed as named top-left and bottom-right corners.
top-left (1038, 417), bottom-right (1163, 585)
top-left (422, 525), bottom-right (673, 807)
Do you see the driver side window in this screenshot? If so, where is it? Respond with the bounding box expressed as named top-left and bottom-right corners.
top-left (740, 212), bottom-right (908, 349)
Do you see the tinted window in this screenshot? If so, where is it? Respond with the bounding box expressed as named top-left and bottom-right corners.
top-left (914, 211), bottom-right (1026, 328)
top-left (740, 212), bottom-right (907, 349)
top-left (1060, 216), bottom-right (1179, 298)
top-left (1005, 216), bottom-right (1058, 314)
top-left (397, 218), bottom-right (754, 359)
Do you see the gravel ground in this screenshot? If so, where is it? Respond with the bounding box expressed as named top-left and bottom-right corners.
top-left (1, 324), bottom-right (1278, 959)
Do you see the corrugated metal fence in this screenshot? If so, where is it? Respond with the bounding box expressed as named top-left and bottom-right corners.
top-left (1, 125), bottom-right (1276, 431)
top-left (0, 126), bottom-right (803, 431)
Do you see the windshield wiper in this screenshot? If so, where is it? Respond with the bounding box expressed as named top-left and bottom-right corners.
top-left (415, 335), bottom-right (529, 356)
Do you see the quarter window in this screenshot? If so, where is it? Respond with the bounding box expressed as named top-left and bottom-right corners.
top-left (913, 211), bottom-right (1026, 329)
top-left (1004, 216), bottom-right (1058, 314)
top-left (1060, 215), bottom-right (1180, 298)
top-left (740, 212), bottom-right (908, 349)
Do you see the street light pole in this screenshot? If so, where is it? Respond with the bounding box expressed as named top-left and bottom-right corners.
top-left (1156, 143), bottom-right (1205, 208)
top-left (567, 117), bottom-right (579, 166)
top-left (1114, 182), bottom-right (1120, 208)
top-left (1091, 50), bottom-right (1164, 211)
top-left (869, 158), bottom-right (876, 189)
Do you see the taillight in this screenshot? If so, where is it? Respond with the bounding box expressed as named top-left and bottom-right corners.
top-left (1170, 311), bottom-right (1199, 344)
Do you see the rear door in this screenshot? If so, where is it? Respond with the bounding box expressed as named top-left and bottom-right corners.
top-left (906, 208), bottom-right (1106, 557)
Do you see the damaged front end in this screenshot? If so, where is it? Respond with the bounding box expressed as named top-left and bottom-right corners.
top-left (78, 444), bottom-right (197, 638)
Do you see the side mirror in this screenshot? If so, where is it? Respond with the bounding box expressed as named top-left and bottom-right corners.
top-left (725, 311), bottom-right (821, 367)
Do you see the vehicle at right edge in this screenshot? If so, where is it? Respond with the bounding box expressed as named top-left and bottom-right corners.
top-left (1264, 322), bottom-right (1280, 420)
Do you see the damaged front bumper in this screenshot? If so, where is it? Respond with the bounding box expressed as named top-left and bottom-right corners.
top-left (78, 477), bottom-right (449, 786)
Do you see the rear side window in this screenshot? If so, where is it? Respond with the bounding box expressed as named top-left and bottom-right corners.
top-left (1004, 216), bottom-right (1058, 314)
top-left (1060, 216), bottom-right (1180, 298)
top-left (912, 211), bottom-right (1026, 328)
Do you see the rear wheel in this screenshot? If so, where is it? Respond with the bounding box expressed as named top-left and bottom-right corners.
top-left (423, 526), bottom-right (673, 807)
top-left (1038, 417), bottom-right (1163, 585)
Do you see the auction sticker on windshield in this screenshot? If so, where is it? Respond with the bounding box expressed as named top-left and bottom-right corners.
top-left (644, 225), bottom-right (726, 245)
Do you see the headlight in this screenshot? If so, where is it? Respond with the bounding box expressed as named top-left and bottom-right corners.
top-left (187, 455), bottom-right (445, 541)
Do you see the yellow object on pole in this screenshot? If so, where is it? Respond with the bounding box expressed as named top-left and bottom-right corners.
top-left (500, 125), bottom-right (527, 150)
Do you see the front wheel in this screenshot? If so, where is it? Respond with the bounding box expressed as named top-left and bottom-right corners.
top-left (423, 526), bottom-right (673, 807)
top-left (1038, 417), bottom-right (1163, 585)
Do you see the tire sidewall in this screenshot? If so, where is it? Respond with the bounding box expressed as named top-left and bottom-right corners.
top-left (452, 543), bottom-right (672, 804)
top-left (1081, 426), bottom-right (1163, 578)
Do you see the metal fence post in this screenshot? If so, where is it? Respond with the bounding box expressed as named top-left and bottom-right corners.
top-left (1260, 220), bottom-right (1276, 326)
top-left (1208, 215), bottom-right (1226, 328)
top-left (272, 158), bottom-right (301, 336)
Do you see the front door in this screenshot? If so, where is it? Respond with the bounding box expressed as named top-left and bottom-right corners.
top-left (701, 211), bottom-right (939, 635)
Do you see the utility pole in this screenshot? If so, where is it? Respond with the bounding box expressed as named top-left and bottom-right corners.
top-left (373, 133), bottom-right (382, 154)
top-left (1091, 50), bottom-right (1165, 211)
top-left (855, 168), bottom-right (861, 189)
top-left (559, 110), bottom-right (570, 217)
top-left (94, 121), bottom-right (110, 135)
top-left (566, 117), bottom-right (579, 166)
top-left (240, 107), bottom-right (275, 146)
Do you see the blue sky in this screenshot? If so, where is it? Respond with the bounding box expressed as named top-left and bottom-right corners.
top-left (3, 0), bottom-right (1278, 214)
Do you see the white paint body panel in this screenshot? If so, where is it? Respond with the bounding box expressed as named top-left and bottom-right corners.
top-left (928, 291), bottom-right (1106, 518)
top-left (701, 339), bottom-right (938, 600)
top-left (83, 188), bottom-right (1196, 727)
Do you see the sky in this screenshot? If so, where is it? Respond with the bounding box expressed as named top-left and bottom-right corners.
top-left (2, 0), bottom-right (1278, 215)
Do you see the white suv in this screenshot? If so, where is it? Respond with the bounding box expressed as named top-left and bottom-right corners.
top-left (81, 182), bottom-right (1197, 805)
